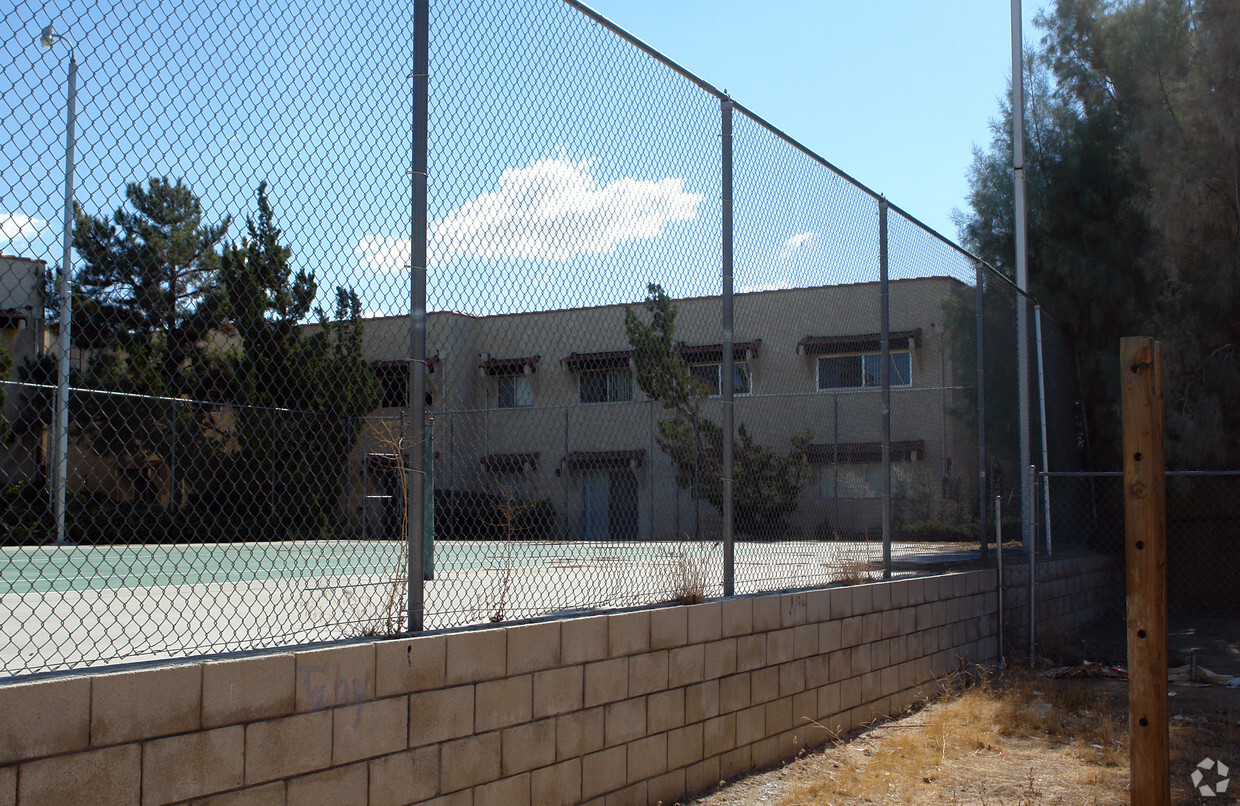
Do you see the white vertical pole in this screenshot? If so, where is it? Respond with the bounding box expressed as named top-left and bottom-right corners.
top-left (1011, 0), bottom-right (1033, 556)
top-left (53, 51), bottom-right (78, 547)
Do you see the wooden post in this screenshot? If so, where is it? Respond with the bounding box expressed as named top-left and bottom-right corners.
top-left (1121, 337), bottom-right (1169, 806)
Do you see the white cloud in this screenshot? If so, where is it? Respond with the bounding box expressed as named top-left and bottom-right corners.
top-left (779, 230), bottom-right (816, 261)
top-left (738, 280), bottom-right (793, 294)
top-left (432, 152), bottom-right (702, 265)
top-left (355, 154), bottom-right (702, 272)
top-left (355, 235), bottom-right (408, 273)
top-left (1, 213), bottom-right (45, 248)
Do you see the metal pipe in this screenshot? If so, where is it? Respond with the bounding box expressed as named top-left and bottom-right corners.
top-left (1034, 304), bottom-right (1053, 556)
top-left (1028, 464), bottom-right (1037, 664)
top-left (879, 198), bottom-right (891, 580)
top-left (721, 95), bottom-right (735, 597)
top-left (1012, 0), bottom-right (1033, 558)
top-left (996, 495), bottom-right (1004, 664)
top-left (975, 263), bottom-right (988, 560)
top-left (406, 0), bottom-right (429, 633)
top-left (52, 49), bottom-right (77, 546)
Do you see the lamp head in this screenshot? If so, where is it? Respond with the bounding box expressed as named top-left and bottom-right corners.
top-left (39, 24), bottom-right (57, 49)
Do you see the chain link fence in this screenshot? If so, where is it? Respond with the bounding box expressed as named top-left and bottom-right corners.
top-left (1, 0), bottom-right (1069, 677)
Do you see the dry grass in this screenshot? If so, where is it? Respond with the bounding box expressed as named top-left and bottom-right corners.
top-left (769, 671), bottom-right (1132, 806)
top-left (660, 540), bottom-right (715, 605)
top-left (736, 668), bottom-right (1240, 806)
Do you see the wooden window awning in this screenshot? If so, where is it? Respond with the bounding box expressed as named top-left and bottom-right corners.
top-left (370, 355), bottom-right (439, 373)
top-left (806, 439), bottom-right (925, 464)
top-left (479, 355), bottom-right (540, 376)
top-left (366, 453), bottom-right (406, 473)
top-left (797, 329), bottom-right (921, 356)
top-left (565, 449), bottom-right (645, 471)
top-left (0, 308), bottom-right (29, 330)
top-left (481, 452), bottom-right (540, 471)
top-left (679, 339), bottom-right (761, 363)
top-left (562, 350), bottom-right (632, 372)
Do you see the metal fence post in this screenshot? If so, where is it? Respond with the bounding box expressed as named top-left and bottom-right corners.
top-left (1028, 463), bottom-right (1037, 663)
top-left (1011, 0), bottom-right (1033, 561)
top-left (1035, 304), bottom-right (1053, 556)
top-left (995, 495), bottom-right (1004, 664)
top-left (406, 0), bottom-right (429, 633)
top-left (721, 94), bottom-right (735, 597)
top-left (52, 46), bottom-right (78, 546)
top-left (879, 197), bottom-right (891, 580)
top-left (975, 263), bottom-right (988, 560)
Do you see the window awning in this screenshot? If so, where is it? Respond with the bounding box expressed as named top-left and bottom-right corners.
top-left (366, 453), bottom-right (406, 473)
top-left (370, 355), bottom-right (439, 373)
top-left (797, 329), bottom-right (921, 356)
top-left (0, 308), bottom-right (29, 330)
top-left (679, 339), bottom-right (761, 363)
top-left (562, 349), bottom-right (632, 372)
top-left (806, 439), bottom-right (925, 464)
top-left (481, 452), bottom-right (539, 471)
top-left (479, 355), bottom-right (540, 376)
top-left (566, 449), bottom-right (645, 471)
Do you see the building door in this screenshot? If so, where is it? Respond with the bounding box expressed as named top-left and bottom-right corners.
top-left (580, 468), bottom-right (638, 541)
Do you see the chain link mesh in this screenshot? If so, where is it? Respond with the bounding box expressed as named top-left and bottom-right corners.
top-left (2, 0), bottom-right (1068, 677)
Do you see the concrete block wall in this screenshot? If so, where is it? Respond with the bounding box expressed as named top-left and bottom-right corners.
top-left (0, 559), bottom-right (1105, 806)
top-left (1001, 555), bottom-right (1123, 658)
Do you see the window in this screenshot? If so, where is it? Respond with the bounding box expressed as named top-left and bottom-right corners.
top-left (689, 363), bottom-right (751, 396)
top-left (497, 375), bottom-right (533, 408)
top-left (819, 460), bottom-right (914, 499)
top-left (492, 470), bottom-right (534, 500)
top-left (371, 361), bottom-right (436, 408)
top-left (817, 352), bottom-right (911, 391)
top-left (580, 368), bottom-right (632, 403)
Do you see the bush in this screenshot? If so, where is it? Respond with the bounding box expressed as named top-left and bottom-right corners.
top-left (433, 488), bottom-right (558, 541)
top-left (0, 480), bottom-right (50, 546)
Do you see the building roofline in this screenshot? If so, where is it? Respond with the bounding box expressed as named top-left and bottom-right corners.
top-left (358, 275), bottom-right (968, 325)
top-left (0, 254), bottom-right (48, 265)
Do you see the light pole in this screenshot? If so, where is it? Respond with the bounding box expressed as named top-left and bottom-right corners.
top-left (40, 23), bottom-right (77, 546)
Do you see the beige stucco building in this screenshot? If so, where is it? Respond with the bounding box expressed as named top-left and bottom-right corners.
top-left (0, 254), bottom-right (47, 484)
top-left (0, 258), bottom-right (977, 542)
top-left (355, 276), bottom-right (977, 542)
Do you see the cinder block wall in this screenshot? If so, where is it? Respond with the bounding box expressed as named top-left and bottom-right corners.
top-left (0, 560), bottom-right (1107, 806)
top-left (1001, 556), bottom-right (1123, 659)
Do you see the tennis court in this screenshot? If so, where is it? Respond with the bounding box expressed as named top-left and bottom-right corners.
top-left (1, 538), bottom-right (972, 677)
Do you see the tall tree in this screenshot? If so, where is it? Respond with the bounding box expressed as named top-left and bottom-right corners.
top-left (69, 178), bottom-right (231, 505)
top-left (957, 0), bottom-right (1239, 467)
top-left (625, 284), bottom-right (812, 537)
top-left (73, 177), bottom-right (230, 372)
top-left (206, 184), bottom-right (380, 539)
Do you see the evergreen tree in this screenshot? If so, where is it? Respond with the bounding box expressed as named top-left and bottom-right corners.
top-left (625, 284), bottom-right (812, 537)
top-left (208, 183), bottom-right (380, 539)
top-left (69, 178), bottom-right (231, 506)
top-left (957, 0), bottom-right (1240, 467)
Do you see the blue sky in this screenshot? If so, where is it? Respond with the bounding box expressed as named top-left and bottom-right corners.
top-left (583, 0), bottom-right (1048, 239)
top-left (1, 0), bottom-right (1045, 321)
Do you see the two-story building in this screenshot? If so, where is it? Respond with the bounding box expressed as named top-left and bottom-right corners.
top-left (353, 275), bottom-right (976, 543)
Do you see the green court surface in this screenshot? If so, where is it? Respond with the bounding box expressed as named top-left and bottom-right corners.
top-left (0, 540), bottom-right (725, 595)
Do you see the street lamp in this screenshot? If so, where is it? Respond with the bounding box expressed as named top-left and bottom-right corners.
top-left (40, 23), bottom-right (77, 546)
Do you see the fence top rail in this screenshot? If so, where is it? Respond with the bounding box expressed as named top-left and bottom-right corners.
top-left (1041, 470), bottom-right (1240, 478)
top-left (560, 0), bottom-right (1032, 305)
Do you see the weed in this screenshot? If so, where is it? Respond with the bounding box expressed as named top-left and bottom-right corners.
top-left (486, 487), bottom-right (540, 622)
top-left (659, 538), bottom-right (714, 604)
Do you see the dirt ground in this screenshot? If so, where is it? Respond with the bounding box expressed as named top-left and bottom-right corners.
top-left (681, 615), bottom-right (1240, 806)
